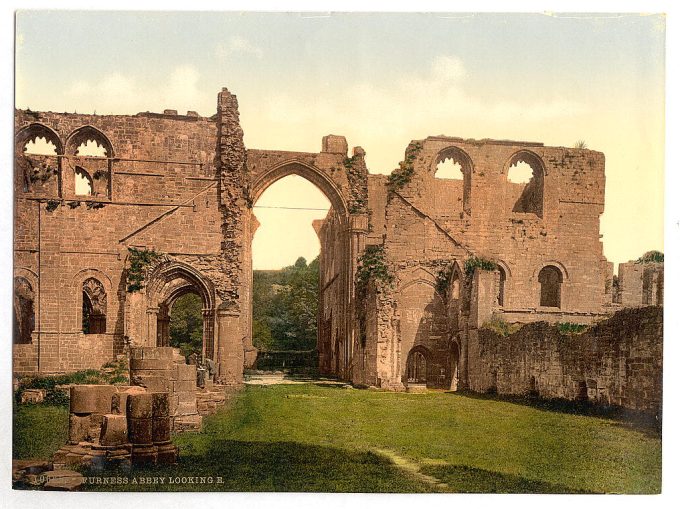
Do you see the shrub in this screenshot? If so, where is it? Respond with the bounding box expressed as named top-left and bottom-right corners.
top-left (557, 322), bottom-right (589, 335)
top-left (481, 316), bottom-right (521, 337)
top-left (636, 251), bottom-right (664, 264)
top-left (464, 256), bottom-right (497, 278)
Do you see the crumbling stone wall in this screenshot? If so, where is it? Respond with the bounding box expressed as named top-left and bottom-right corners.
top-left (615, 261), bottom-right (664, 307)
top-left (466, 306), bottom-right (663, 416)
top-left (14, 87), bottom-right (660, 399)
top-left (342, 134), bottom-right (621, 390)
top-left (14, 106), bottom-right (222, 375)
top-left (13, 88), bottom-right (370, 385)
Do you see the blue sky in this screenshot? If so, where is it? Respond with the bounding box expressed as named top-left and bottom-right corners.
top-left (15, 11), bottom-right (666, 268)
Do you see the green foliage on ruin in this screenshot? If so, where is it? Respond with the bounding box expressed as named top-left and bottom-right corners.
top-left (344, 154), bottom-right (369, 214)
top-left (169, 293), bottom-right (204, 358)
top-left (355, 245), bottom-right (394, 298)
top-left (28, 163), bottom-right (58, 184)
top-left (14, 357), bottom-right (129, 407)
top-left (125, 247), bottom-right (162, 293)
top-left (557, 322), bottom-right (589, 335)
top-left (436, 266), bottom-right (454, 295)
top-left (93, 169), bottom-right (108, 180)
top-left (348, 198), bottom-right (369, 214)
top-left (481, 316), bottom-right (522, 337)
top-left (636, 251), bottom-right (664, 264)
top-left (343, 155), bottom-right (359, 169)
top-left (573, 140), bottom-right (588, 149)
top-left (386, 141), bottom-right (422, 192)
top-left (464, 256), bottom-right (498, 278)
top-left (252, 256), bottom-right (320, 351)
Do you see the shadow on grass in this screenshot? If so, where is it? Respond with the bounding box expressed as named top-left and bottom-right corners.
top-left (81, 439), bottom-right (432, 493)
top-left (452, 390), bottom-right (661, 437)
top-left (421, 464), bottom-right (595, 494)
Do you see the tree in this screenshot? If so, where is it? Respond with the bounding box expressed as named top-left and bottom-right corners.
top-left (169, 293), bottom-right (203, 358)
top-left (252, 256), bottom-right (319, 351)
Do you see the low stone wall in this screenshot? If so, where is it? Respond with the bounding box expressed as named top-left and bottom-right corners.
top-left (255, 350), bottom-right (318, 373)
top-left (467, 306), bottom-right (663, 417)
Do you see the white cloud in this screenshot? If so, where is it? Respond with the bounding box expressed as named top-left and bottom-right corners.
top-left (62, 66), bottom-right (208, 115)
top-left (250, 55), bottom-right (585, 172)
top-left (430, 55), bottom-right (467, 82)
top-left (216, 36), bottom-right (264, 60)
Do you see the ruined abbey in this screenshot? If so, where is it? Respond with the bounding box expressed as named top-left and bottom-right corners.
top-left (13, 88), bottom-right (663, 416)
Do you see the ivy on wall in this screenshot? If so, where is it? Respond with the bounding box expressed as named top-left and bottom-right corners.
top-left (355, 245), bottom-right (393, 348)
top-left (125, 247), bottom-right (162, 293)
top-left (45, 200), bottom-right (60, 212)
top-left (344, 154), bottom-right (369, 214)
top-left (386, 141), bottom-right (423, 192)
top-left (28, 162), bottom-right (58, 184)
top-left (436, 266), bottom-right (454, 295)
top-left (355, 245), bottom-right (394, 297)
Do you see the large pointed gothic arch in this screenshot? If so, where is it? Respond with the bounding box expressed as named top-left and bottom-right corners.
top-left (245, 158), bottom-right (357, 376)
top-left (249, 160), bottom-right (350, 222)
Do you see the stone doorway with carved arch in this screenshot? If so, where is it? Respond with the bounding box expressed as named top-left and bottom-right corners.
top-left (145, 261), bottom-right (217, 360)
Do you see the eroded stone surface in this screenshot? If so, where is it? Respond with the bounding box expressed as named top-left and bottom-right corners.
top-left (13, 87), bottom-right (663, 417)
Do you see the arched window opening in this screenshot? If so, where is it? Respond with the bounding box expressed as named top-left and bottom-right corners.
top-left (24, 136), bottom-right (58, 156)
top-left (82, 278), bottom-right (106, 334)
top-left (435, 158), bottom-right (464, 180)
top-left (15, 125), bottom-right (62, 193)
top-left (75, 167), bottom-right (93, 196)
top-left (507, 161), bottom-right (534, 183)
top-left (66, 126), bottom-right (113, 158)
top-left (75, 139), bottom-right (108, 158)
top-left (407, 350), bottom-right (427, 384)
top-left (451, 272), bottom-right (461, 300)
top-left (497, 267), bottom-right (506, 306)
top-left (433, 147), bottom-right (472, 214)
top-left (14, 277), bottom-right (35, 344)
top-left (507, 152), bottom-right (545, 216)
top-left (66, 127), bottom-right (113, 199)
top-left (538, 265), bottom-right (562, 308)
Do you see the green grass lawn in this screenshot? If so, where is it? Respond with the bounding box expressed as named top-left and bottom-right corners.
top-left (13, 403), bottom-right (69, 460)
top-left (14, 383), bottom-right (661, 493)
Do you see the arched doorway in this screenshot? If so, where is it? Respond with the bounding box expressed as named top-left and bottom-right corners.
top-left (397, 280), bottom-right (449, 388)
top-left (406, 349), bottom-right (428, 384)
top-left (247, 160), bottom-right (355, 379)
top-left (146, 262), bottom-right (216, 360)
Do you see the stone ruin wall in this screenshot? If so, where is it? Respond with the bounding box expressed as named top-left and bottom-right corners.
top-left (14, 107), bottom-right (223, 374)
top-left (379, 136), bottom-right (610, 319)
top-left (13, 88), bottom-right (663, 409)
top-left (466, 306), bottom-right (663, 417)
top-left (345, 135), bottom-right (617, 390)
